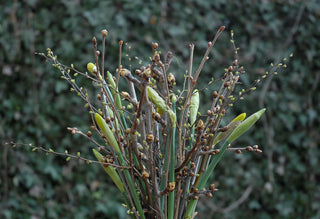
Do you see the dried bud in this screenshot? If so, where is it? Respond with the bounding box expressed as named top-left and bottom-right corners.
top-left (212, 91), bottom-right (218, 98)
top-left (224, 81), bottom-right (230, 87)
top-left (168, 73), bottom-right (175, 84)
top-left (121, 91), bottom-right (130, 99)
top-left (96, 50), bottom-right (100, 56)
top-left (119, 40), bottom-right (123, 45)
top-left (101, 29), bottom-right (108, 37)
top-left (168, 182), bottom-right (175, 192)
top-left (228, 66), bottom-right (234, 72)
top-left (92, 36), bottom-right (97, 44)
top-left (120, 68), bottom-right (131, 77)
top-left (87, 131), bottom-right (92, 137)
top-left (154, 54), bottom-right (160, 62)
top-left (192, 187), bottom-right (199, 193)
top-left (196, 119), bottom-right (205, 132)
top-left (146, 133), bottom-right (154, 144)
top-left (253, 145), bottom-right (259, 149)
top-left (246, 146), bottom-right (253, 151)
top-left (209, 184), bottom-right (215, 190)
top-left (142, 171), bottom-right (150, 179)
top-left (206, 192), bottom-right (213, 198)
top-left (105, 117), bottom-right (111, 123)
top-left (236, 149), bottom-right (242, 154)
top-left (233, 59), bottom-right (238, 66)
top-left (97, 94), bottom-right (102, 101)
top-left (152, 42), bottom-right (159, 50)
top-left (135, 69), bottom-right (142, 76)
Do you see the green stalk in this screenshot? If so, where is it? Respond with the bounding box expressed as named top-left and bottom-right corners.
top-left (168, 100), bottom-right (177, 219)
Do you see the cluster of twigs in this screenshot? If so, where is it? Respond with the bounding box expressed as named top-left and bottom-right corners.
top-left (9, 26), bottom-right (291, 219)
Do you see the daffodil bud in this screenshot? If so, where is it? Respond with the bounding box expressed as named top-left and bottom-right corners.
top-left (92, 149), bottom-right (124, 192)
top-left (227, 109), bottom-right (266, 143)
top-left (147, 86), bottom-right (176, 127)
top-left (212, 113), bottom-right (246, 146)
top-left (94, 113), bottom-right (120, 153)
top-left (190, 90), bottom-right (200, 125)
top-left (107, 71), bottom-right (122, 111)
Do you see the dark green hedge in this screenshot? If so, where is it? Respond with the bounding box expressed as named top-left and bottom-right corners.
top-left (1, 0), bottom-right (319, 218)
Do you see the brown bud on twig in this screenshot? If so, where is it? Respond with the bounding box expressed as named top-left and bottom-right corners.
top-left (146, 133), bottom-right (154, 144)
top-left (168, 182), bottom-right (175, 192)
top-left (152, 42), bottom-right (159, 50)
top-left (233, 59), bottom-right (238, 66)
top-left (101, 29), bottom-right (108, 37)
top-left (142, 171), bottom-right (150, 179)
top-left (212, 91), bottom-right (218, 98)
top-left (92, 36), bottom-right (97, 44)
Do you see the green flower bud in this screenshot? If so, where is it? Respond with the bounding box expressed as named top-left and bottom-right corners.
top-left (92, 149), bottom-right (124, 192)
top-left (212, 113), bottom-right (246, 146)
top-left (227, 109), bottom-right (266, 143)
top-left (94, 113), bottom-right (120, 153)
top-left (147, 86), bottom-right (176, 127)
top-left (107, 71), bottom-right (122, 111)
top-left (190, 90), bottom-right (200, 125)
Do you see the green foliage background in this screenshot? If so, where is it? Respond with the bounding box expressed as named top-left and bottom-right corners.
top-left (1, 0), bottom-right (319, 218)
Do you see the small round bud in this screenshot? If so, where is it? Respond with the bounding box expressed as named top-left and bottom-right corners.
top-left (168, 182), bottom-right (175, 192)
top-left (142, 171), bottom-right (150, 179)
top-left (192, 187), bottom-right (199, 193)
top-left (236, 149), bottom-right (242, 154)
top-left (105, 117), bottom-right (111, 123)
top-left (152, 42), bottom-right (159, 50)
top-left (233, 59), bottom-right (238, 66)
top-left (92, 37), bottom-right (97, 44)
top-left (101, 29), bottom-right (108, 37)
top-left (146, 133), bottom-right (154, 144)
top-left (87, 131), bottom-right (92, 137)
top-left (154, 54), bottom-right (160, 62)
top-left (224, 81), bottom-right (230, 87)
top-left (246, 146), bottom-right (253, 151)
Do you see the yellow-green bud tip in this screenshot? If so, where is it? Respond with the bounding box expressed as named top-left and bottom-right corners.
top-left (87, 62), bottom-right (97, 74)
top-left (227, 108), bottom-right (266, 143)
